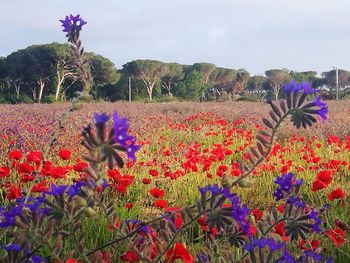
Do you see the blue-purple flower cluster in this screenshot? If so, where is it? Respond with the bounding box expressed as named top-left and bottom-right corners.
top-left (93, 112), bottom-right (140, 162)
top-left (273, 172), bottom-right (303, 201)
top-left (198, 184), bottom-right (251, 234)
top-left (59, 14), bottom-right (87, 33)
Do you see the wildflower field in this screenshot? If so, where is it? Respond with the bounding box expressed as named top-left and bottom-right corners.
top-left (0, 98), bottom-right (349, 262)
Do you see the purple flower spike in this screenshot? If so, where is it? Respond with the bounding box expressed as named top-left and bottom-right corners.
top-left (94, 112), bottom-right (109, 126)
top-left (112, 112), bottom-right (140, 162)
top-left (59, 14), bottom-right (87, 34)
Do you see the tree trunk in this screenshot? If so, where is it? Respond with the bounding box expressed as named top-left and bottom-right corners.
top-left (55, 77), bottom-right (65, 101)
top-left (274, 84), bottom-right (280, 100)
top-left (38, 79), bottom-right (45, 103)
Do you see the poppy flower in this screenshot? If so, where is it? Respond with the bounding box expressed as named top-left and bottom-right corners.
top-left (142, 178), bottom-right (151, 184)
top-left (148, 169), bottom-right (159, 177)
top-left (17, 163), bottom-right (34, 174)
top-left (312, 180), bottom-right (328, 192)
top-left (316, 170), bottom-right (333, 184)
top-left (327, 188), bottom-right (345, 201)
top-left (125, 202), bottom-right (133, 210)
top-left (274, 222), bottom-right (286, 237)
top-left (326, 228), bottom-right (346, 247)
top-left (9, 149), bottom-right (22, 160)
top-left (26, 151), bottom-right (42, 164)
top-left (7, 186), bottom-right (21, 200)
top-left (120, 251), bottom-right (139, 262)
top-left (149, 188), bottom-right (164, 198)
top-left (251, 209), bottom-right (263, 220)
top-left (65, 259), bottom-right (82, 263)
top-left (0, 166), bottom-right (10, 178)
top-left (59, 149), bottom-right (71, 160)
top-left (154, 199), bottom-right (168, 209)
top-left (174, 212), bottom-right (183, 229)
top-left (165, 242), bottom-right (195, 263)
top-left (73, 162), bottom-right (88, 172)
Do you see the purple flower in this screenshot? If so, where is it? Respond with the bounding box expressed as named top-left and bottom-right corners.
top-left (275, 172), bottom-right (294, 192)
top-left (309, 210), bottom-right (322, 233)
top-left (93, 112), bottom-right (109, 126)
top-left (112, 112), bottom-right (140, 162)
top-left (287, 196), bottom-right (305, 208)
top-left (3, 243), bottom-right (21, 253)
top-left (303, 251), bottom-right (322, 262)
top-left (30, 255), bottom-right (46, 263)
top-left (276, 246), bottom-right (295, 262)
top-left (125, 140), bottom-right (141, 162)
top-left (316, 106), bottom-right (328, 121)
top-left (198, 254), bottom-right (209, 263)
top-left (273, 188), bottom-right (284, 201)
top-left (313, 95), bottom-right (328, 121)
top-left (300, 81), bottom-right (318, 95)
top-left (46, 185), bottom-right (67, 196)
top-left (284, 80), bottom-right (300, 95)
top-left (59, 14), bottom-right (87, 33)
top-left (267, 238), bottom-right (283, 251)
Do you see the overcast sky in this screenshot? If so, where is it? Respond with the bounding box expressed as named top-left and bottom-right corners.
top-left (1, 0), bottom-right (350, 75)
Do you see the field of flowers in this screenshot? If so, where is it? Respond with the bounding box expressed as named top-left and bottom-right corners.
top-left (0, 97), bottom-right (349, 262)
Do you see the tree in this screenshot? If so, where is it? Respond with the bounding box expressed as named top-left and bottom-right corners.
top-left (43, 43), bottom-right (76, 101)
top-left (161, 63), bottom-right (184, 97)
top-left (232, 69), bottom-right (250, 95)
top-left (125, 60), bottom-right (165, 101)
top-left (174, 70), bottom-right (205, 100)
top-left (192, 63), bottom-right (216, 84)
top-left (25, 45), bottom-right (57, 102)
top-left (247, 75), bottom-right (267, 91)
top-left (5, 49), bottom-right (32, 98)
top-left (322, 69), bottom-right (350, 93)
top-left (85, 53), bottom-right (120, 99)
top-left (211, 67), bottom-right (237, 90)
top-left (290, 71), bottom-right (317, 83)
top-left (265, 69), bottom-right (291, 100)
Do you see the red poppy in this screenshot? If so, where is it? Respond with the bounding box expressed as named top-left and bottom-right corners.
top-left (17, 163), bottom-right (34, 174)
top-left (148, 169), bottom-right (159, 177)
top-left (65, 258), bottom-right (82, 263)
top-left (154, 199), bottom-right (168, 209)
top-left (7, 185), bottom-right (21, 200)
top-left (9, 149), bottom-right (23, 160)
top-left (274, 222), bottom-right (286, 237)
top-left (326, 228), bottom-right (346, 247)
top-left (251, 208), bottom-right (263, 220)
top-left (26, 151), bottom-right (42, 164)
top-left (327, 188), bottom-right (345, 201)
top-left (149, 188), bottom-right (164, 198)
top-left (120, 251), bottom-right (139, 262)
top-left (174, 212), bottom-right (183, 229)
top-left (312, 180), bottom-right (327, 192)
top-left (0, 166), bottom-right (10, 178)
top-left (58, 149), bottom-right (71, 160)
top-left (125, 202), bottom-right (133, 210)
top-left (142, 178), bottom-right (151, 184)
top-left (316, 170), bottom-right (333, 185)
top-left (299, 239), bottom-right (320, 251)
top-left (73, 162), bottom-right (88, 172)
top-left (165, 242), bottom-right (195, 263)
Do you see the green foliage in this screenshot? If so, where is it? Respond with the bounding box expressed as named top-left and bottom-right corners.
top-left (174, 70), bottom-right (207, 100)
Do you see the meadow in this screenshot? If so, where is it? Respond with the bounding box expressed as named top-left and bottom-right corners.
top-left (0, 100), bottom-right (349, 262)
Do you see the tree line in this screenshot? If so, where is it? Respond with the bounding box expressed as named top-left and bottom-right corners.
top-left (0, 42), bottom-right (350, 103)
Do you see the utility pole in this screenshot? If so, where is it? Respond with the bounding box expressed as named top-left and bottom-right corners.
top-left (336, 67), bottom-right (339, 100)
top-left (333, 66), bottom-right (339, 100)
top-left (128, 76), bottom-right (131, 102)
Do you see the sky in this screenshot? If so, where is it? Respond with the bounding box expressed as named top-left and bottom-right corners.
top-left (1, 0), bottom-right (350, 75)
